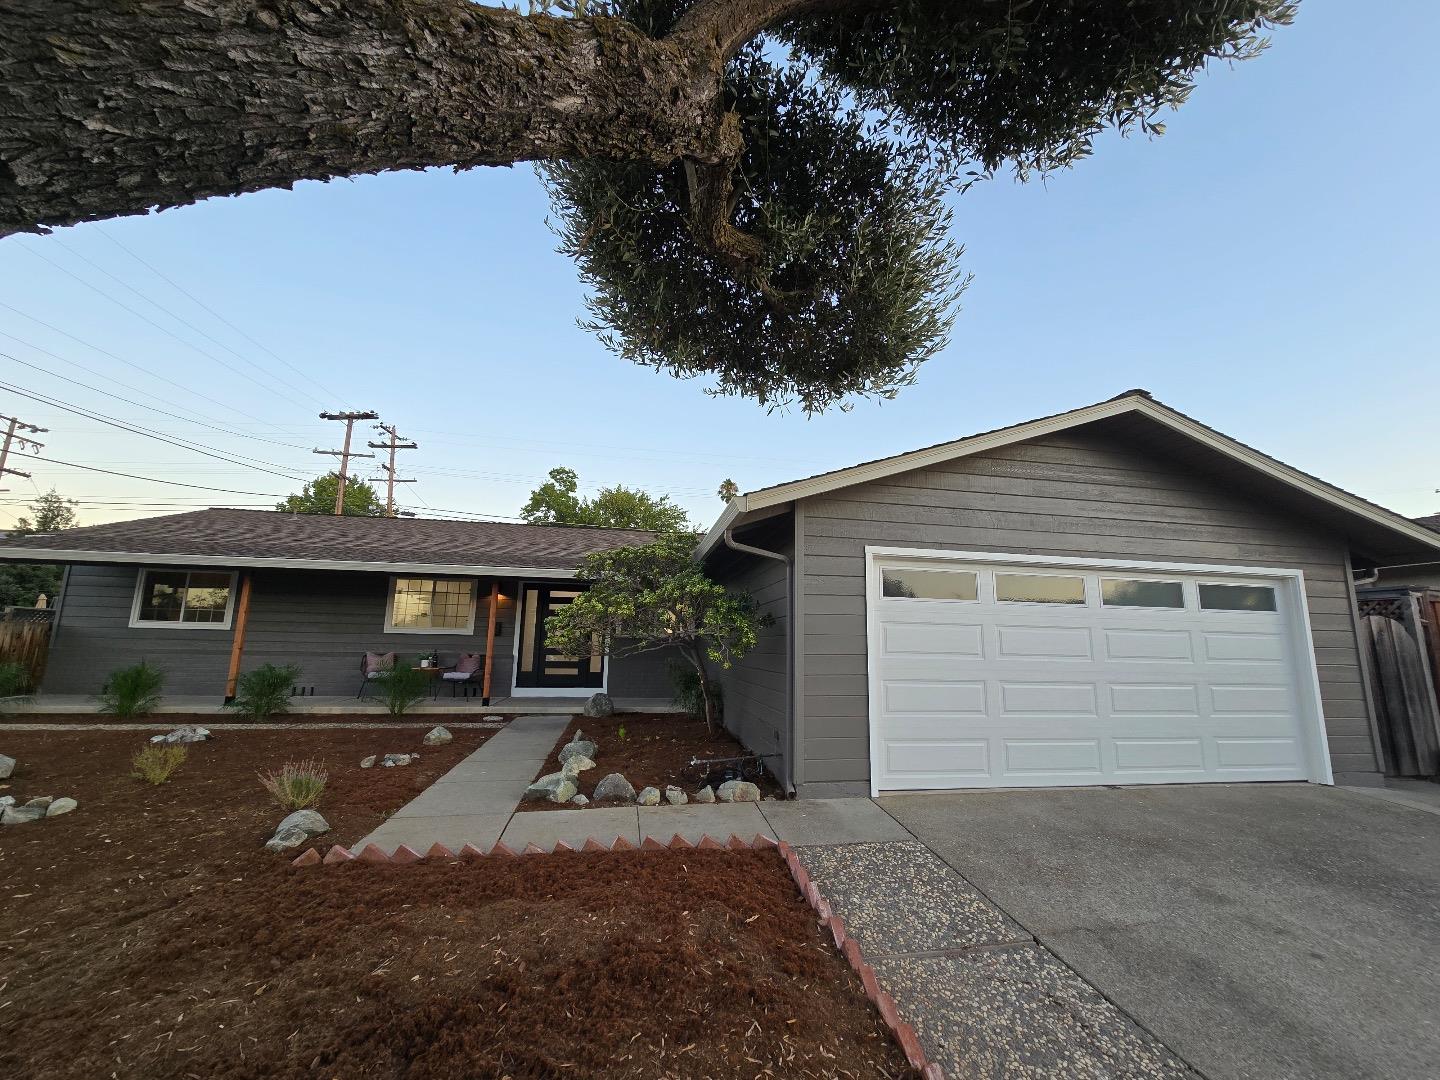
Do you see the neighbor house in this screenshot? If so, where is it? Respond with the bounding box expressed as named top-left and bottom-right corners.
top-left (701, 391), bottom-right (1440, 796)
top-left (1373, 513), bottom-right (1440, 589)
top-left (0, 514), bottom-right (675, 705)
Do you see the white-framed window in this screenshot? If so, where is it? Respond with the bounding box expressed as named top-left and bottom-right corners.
top-left (384, 576), bottom-right (478, 634)
top-left (880, 566), bottom-right (979, 601)
top-left (129, 568), bottom-right (238, 629)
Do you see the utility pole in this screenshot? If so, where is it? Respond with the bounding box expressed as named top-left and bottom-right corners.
top-left (367, 423), bottom-right (418, 517)
top-left (0, 413), bottom-right (48, 493)
top-left (314, 410), bottom-right (378, 515)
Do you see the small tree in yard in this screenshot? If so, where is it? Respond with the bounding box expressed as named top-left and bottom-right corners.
top-left (544, 533), bottom-right (768, 733)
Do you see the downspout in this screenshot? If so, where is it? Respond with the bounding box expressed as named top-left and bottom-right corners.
top-left (722, 527), bottom-right (796, 797)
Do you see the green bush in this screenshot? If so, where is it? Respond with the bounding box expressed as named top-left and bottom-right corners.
top-left (258, 758), bottom-right (328, 810)
top-left (0, 661), bottom-right (32, 711)
top-left (669, 660), bottom-right (723, 722)
top-left (375, 664), bottom-right (428, 716)
top-left (226, 663), bottom-right (301, 720)
top-left (132, 744), bottom-right (187, 785)
top-left (100, 662), bottom-right (165, 719)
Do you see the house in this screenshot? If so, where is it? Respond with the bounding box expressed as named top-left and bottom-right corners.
top-left (701, 390), bottom-right (1440, 797)
top-left (0, 513), bottom-right (674, 704)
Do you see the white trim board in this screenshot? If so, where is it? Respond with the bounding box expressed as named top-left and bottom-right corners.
top-left (698, 394), bottom-right (1440, 560)
top-left (863, 546), bottom-right (1335, 795)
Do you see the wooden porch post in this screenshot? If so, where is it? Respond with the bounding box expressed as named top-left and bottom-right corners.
top-left (480, 580), bottom-right (500, 705)
top-left (224, 572), bottom-right (253, 700)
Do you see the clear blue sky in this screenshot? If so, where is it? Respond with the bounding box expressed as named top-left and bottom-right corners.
top-left (1, 0), bottom-right (1435, 531)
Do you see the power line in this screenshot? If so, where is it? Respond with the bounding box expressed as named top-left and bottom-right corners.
top-left (367, 422), bottom-right (418, 517)
top-left (0, 412), bottom-right (47, 492)
top-left (315, 410), bottom-right (379, 514)
top-left (27, 454), bottom-right (286, 497)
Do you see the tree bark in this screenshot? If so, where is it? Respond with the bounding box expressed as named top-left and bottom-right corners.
top-left (0, 0), bottom-right (735, 236)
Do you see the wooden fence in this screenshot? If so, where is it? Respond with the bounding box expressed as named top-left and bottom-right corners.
top-left (1357, 587), bottom-right (1440, 778)
top-left (0, 607), bottom-right (54, 692)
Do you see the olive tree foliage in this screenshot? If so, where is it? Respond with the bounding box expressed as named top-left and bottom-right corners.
top-left (543, 532), bottom-right (769, 731)
top-left (2, 0), bottom-right (1295, 411)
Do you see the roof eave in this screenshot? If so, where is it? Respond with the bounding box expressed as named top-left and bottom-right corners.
top-left (0, 547), bottom-right (584, 579)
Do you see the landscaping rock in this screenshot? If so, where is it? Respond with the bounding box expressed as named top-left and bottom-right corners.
top-left (24, 796), bottom-right (53, 809)
top-left (692, 785), bottom-right (716, 804)
top-left (276, 809), bottom-right (329, 838)
top-left (379, 753), bottom-right (414, 767)
top-left (636, 786), bottom-right (661, 806)
top-left (570, 793), bottom-right (590, 807)
top-left (583, 692), bottom-right (615, 717)
top-left (558, 737), bottom-right (598, 765)
top-left (1, 804), bottom-right (45, 826)
top-left (360, 755), bottom-right (377, 769)
top-left (717, 780), bottom-right (761, 803)
top-left (0, 753), bottom-right (14, 779)
top-left (264, 826), bottom-right (311, 854)
top-left (561, 754), bottom-right (596, 779)
top-left (150, 726), bottom-right (211, 745)
top-left (592, 772), bottom-right (635, 802)
top-left (525, 771), bottom-right (578, 804)
top-left (45, 797), bottom-right (78, 818)
top-left (664, 785), bottom-right (687, 805)
top-left (422, 726), bottom-right (453, 746)
top-left (0, 795), bottom-right (13, 809)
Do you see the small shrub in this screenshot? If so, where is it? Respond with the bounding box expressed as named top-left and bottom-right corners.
top-left (226, 663), bottom-right (301, 720)
top-left (100, 662), bottom-right (165, 719)
top-left (132, 744), bottom-right (187, 785)
top-left (669, 660), bottom-right (723, 722)
top-left (0, 661), bottom-right (32, 712)
top-left (617, 724), bottom-right (627, 742)
top-left (375, 664), bottom-right (428, 716)
top-left (258, 758), bottom-right (329, 810)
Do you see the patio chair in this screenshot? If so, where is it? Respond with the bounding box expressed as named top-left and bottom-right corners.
top-left (357, 651), bottom-right (397, 699)
top-left (441, 652), bottom-right (484, 698)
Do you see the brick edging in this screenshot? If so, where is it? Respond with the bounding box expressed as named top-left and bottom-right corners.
top-left (290, 835), bottom-right (944, 1078)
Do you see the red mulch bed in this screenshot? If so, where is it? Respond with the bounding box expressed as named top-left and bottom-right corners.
top-left (520, 714), bottom-right (785, 812)
top-left (1, 712), bottom-right (513, 727)
top-left (0, 730), bottom-right (914, 1080)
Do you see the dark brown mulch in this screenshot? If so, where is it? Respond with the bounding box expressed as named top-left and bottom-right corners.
top-left (521, 714), bottom-right (785, 812)
top-left (0, 727), bottom-right (914, 1080)
top-left (1, 711), bottom-right (514, 727)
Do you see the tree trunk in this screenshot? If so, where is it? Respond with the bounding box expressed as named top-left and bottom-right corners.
top-left (1, 0), bottom-right (734, 236)
top-left (680, 642), bottom-right (717, 734)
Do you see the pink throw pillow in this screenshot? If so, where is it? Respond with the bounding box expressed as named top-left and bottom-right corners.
top-left (455, 653), bottom-right (482, 675)
top-left (365, 651), bottom-right (396, 674)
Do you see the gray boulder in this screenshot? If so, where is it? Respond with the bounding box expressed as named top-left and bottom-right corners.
top-left (717, 780), bottom-right (761, 803)
top-left (570, 793), bottom-right (590, 807)
top-left (558, 738), bottom-right (598, 765)
top-left (379, 753), bottom-right (414, 767)
top-left (592, 772), bottom-right (635, 802)
top-left (1, 804), bottom-right (45, 826)
top-left (583, 692), bottom-right (615, 717)
top-left (360, 755), bottom-right (377, 769)
top-left (24, 796), bottom-right (53, 810)
top-left (0, 795), bottom-right (13, 809)
top-left (692, 785), bottom-right (716, 804)
top-left (150, 726), bottom-right (210, 745)
top-left (636, 786), bottom-right (661, 806)
top-left (422, 726), bottom-right (453, 746)
top-left (276, 809), bottom-right (329, 838)
top-left (664, 785), bottom-right (687, 805)
top-left (46, 797), bottom-right (78, 818)
top-left (561, 754), bottom-right (595, 779)
top-left (0, 753), bottom-right (14, 779)
top-left (524, 771), bottom-right (578, 804)
top-left (264, 826), bottom-right (311, 854)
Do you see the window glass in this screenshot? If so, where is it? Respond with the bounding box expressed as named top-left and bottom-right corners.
top-left (881, 568), bottom-right (978, 601)
top-left (390, 577), bottom-right (475, 631)
top-left (135, 570), bottom-right (232, 625)
top-left (995, 573), bottom-right (1086, 604)
top-left (1101, 578), bottom-right (1184, 609)
top-left (1198, 583), bottom-right (1277, 612)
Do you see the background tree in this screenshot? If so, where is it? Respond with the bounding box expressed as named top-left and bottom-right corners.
top-left (521, 466), bottom-right (691, 532)
top-left (543, 533), bottom-right (768, 731)
top-left (275, 473), bottom-right (385, 517)
top-left (717, 479), bottom-right (739, 502)
top-left (1, 1), bottom-right (1294, 410)
top-left (0, 488), bottom-right (78, 608)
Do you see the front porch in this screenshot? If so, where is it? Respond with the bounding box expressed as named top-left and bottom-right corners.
top-left (11, 694), bottom-right (682, 716)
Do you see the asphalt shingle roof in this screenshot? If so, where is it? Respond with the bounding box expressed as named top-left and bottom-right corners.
top-left (0, 509), bottom-right (653, 570)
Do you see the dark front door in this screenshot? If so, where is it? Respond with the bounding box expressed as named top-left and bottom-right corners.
top-left (514, 583), bottom-right (605, 689)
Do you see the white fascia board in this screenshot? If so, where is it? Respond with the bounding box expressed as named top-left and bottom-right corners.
top-left (699, 395), bottom-right (1440, 556)
top-left (0, 548), bottom-right (583, 579)
top-left (695, 499), bottom-right (746, 561)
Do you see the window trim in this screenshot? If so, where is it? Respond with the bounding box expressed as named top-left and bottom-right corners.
top-left (879, 565), bottom-right (980, 603)
top-left (128, 568), bottom-right (239, 631)
top-left (383, 574), bottom-right (478, 636)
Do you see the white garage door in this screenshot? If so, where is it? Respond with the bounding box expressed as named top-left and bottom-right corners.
top-left (867, 551), bottom-right (1330, 792)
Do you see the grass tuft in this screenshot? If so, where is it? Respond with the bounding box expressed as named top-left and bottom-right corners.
top-left (258, 758), bottom-right (328, 810)
top-left (132, 744), bottom-right (187, 785)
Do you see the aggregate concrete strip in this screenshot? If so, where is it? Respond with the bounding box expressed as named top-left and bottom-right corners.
top-left (873, 947), bottom-right (1196, 1080)
top-left (800, 841), bottom-right (1028, 954)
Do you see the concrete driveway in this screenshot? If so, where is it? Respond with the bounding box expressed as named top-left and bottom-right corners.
top-left (880, 784), bottom-right (1440, 1080)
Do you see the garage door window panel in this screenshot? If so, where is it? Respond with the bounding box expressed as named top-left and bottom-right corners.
top-left (995, 573), bottom-right (1087, 605)
top-left (881, 567), bottom-right (978, 601)
top-left (1198, 584), bottom-right (1277, 612)
top-left (1101, 578), bottom-right (1185, 609)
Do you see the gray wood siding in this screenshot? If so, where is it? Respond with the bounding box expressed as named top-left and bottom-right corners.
top-left (709, 532), bottom-right (793, 784)
top-left (797, 427), bottom-right (1379, 794)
